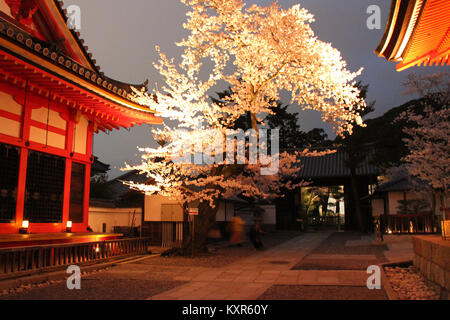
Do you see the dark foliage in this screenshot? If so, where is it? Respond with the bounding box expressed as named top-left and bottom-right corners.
top-left (90, 174), bottom-right (112, 199)
top-left (211, 88), bottom-right (331, 149)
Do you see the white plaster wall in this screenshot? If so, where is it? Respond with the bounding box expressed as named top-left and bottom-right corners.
top-left (388, 192), bottom-right (404, 215)
top-left (388, 191), bottom-right (424, 214)
top-left (88, 207), bottom-right (142, 233)
top-left (73, 112), bottom-right (88, 154)
top-left (0, 116), bottom-right (21, 138)
top-left (29, 107), bottom-right (66, 149)
top-left (261, 205), bottom-right (276, 225)
top-left (0, 91), bottom-right (22, 138)
top-left (0, 91), bottom-right (22, 115)
top-left (29, 126), bottom-right (65, 149)
top-left (144, 194), bottom-right (183, 222)
top-left (161, 203), bottom-right (184, 221)
top-left (31, 107), bottom-right (67, 129)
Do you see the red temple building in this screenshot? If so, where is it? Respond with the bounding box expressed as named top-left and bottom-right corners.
top-left (0, 0), bottom-right (161, 237)
top-left (375, 0), bottom-right (450, 71)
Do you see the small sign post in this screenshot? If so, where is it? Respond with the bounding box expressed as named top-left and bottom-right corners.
top-left (188, 208), bottom-right (198, 216)
top-left (188, 208), bottom-right (198, 257)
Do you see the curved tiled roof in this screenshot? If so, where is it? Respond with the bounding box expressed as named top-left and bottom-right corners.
top-left (0, 17), bottom-right (147, 104)
top-left (294, 149), bottom-right (380, 179)
top-left (375, 0), bottom-right (450, 70)
top-left (55, 1), bottom-right (100, 72)
top-left (54, 0), bottom-right (149, 95)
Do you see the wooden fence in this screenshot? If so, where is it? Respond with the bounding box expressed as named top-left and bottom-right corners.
top-left (384, 214), bottom-right (434, 234)
top-left (143, 222), bottom-right (188, 248)
top-left (0, 237), bottom-right (151, 279)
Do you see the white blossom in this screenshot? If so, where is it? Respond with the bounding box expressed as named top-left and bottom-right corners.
top-left (125, 0), bottom-right (366, 207)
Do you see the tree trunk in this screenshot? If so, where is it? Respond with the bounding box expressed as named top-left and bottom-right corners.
top-left (250, 112), bottom-right (258, 132)
top-left (173, 199), bottom-right (220, 256)
top-left (350, 167), bottom-right (364, 233)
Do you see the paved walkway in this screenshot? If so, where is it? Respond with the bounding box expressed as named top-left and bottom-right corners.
top-left (1, 231), bottom-right (414, 300)
top-left (149, 232), bottom-right (372, 300)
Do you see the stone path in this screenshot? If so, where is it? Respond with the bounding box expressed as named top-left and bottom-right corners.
top-left (149, 232), bottom-right (372, 300)
top-left (259, 285), bottom-right (388, 300)
top-left (292, 232), bottom-right (388, 270)
top-left (1, 231), bottom-right (414, 300)
top-left (383, 235), bottom-right (414, 262)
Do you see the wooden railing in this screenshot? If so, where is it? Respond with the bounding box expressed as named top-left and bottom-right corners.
top-left (113, 226), bottom-right (140, 238)
top-left (0, 237), bottom-right (151, 279)
top-left (384, 214), bottom-right (434, 234)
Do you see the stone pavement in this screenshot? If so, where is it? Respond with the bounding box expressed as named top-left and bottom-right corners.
top-left (1, 231), bottom-right (414, 300)
top-left (149, 232), bottom-right (376, 300)
top-left (383, 235), bottom-right (414, 262)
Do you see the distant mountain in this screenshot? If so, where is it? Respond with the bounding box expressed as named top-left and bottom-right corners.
top-left (349, 97), bottom-right (433, 171)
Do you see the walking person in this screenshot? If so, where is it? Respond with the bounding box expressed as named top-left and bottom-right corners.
top-left (249, 220), bottom-right (265, 250)
top-left (229, 216), bottom-right (245, 246)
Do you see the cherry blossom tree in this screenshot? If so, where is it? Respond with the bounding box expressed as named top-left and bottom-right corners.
top-left (125, 0), bottom-right (367, 252)
top-left (398, 72), bottom-right (450, 218)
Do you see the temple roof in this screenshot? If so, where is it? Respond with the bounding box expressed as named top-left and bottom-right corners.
top-left (0, 0), bottom-right (161, 129)
top-left (91, 156), bottom-right (110, 176)
top-left (299, 151), bottom-right (379, 179)
top-left (53, 1), bottom-right (150, 95)
top-left (375, 0), bottom-right (450, 71)
top-left (288, 149), bottom-right (380, 180)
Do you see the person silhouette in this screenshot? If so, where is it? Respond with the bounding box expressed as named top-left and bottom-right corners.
top-left (229, 216), bottom-right (245, 246)
top-left (249, 220), bottom-right (265, 249)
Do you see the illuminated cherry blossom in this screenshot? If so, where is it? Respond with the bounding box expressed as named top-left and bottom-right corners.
top-left (398, 72), bottom-right (449, 210)
top-left (125, 0), bottom-right (366, 211)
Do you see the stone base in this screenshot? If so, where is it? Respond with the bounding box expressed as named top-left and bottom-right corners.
top-left (413, 236), bottom-right (450, 299)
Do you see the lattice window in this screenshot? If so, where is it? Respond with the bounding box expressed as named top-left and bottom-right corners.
top-left (0, 143), bottom-right (20, 222)
top-left (69, 162), bottom-right (85, 223)
top-left (24, 151), bottom-right (65, 223)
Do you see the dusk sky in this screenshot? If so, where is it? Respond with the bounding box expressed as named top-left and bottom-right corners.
top-left (63, 0), bottom-right (447, 179)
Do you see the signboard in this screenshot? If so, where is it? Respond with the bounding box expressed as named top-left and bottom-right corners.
top-left (188, 207), bottom-right (199, 258)
top-left (188, 208), bottom-right (198, 216)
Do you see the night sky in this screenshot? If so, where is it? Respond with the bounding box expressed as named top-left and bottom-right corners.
top-left (63, 0), bottom-right (447, 178)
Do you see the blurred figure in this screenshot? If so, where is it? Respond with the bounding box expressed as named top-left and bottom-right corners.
top-left (249, 220), bottom-right (265, 250)
top-left (229, 216), bottom-right (245, 246)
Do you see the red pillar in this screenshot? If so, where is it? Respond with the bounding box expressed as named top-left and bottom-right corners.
top-left (15, 82), bottom-right (31, 232)
top-left (81, 119), bottom-right (94, 231)
top-left (62, 109), bottom-right (75, 230)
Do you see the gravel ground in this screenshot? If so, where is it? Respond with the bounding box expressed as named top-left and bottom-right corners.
top-left (0, 266), bottom-right (187, 300)
top-left (0, 231), bottom-right (301, 300)
top-left (143, 231), bottom-right (301, 268)
top-left (258, 285), bottom-right (388, 300)
top-left (1, 279), bottom-right (186, 300)
top-left (384, 265), bottom-right (441, 300)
